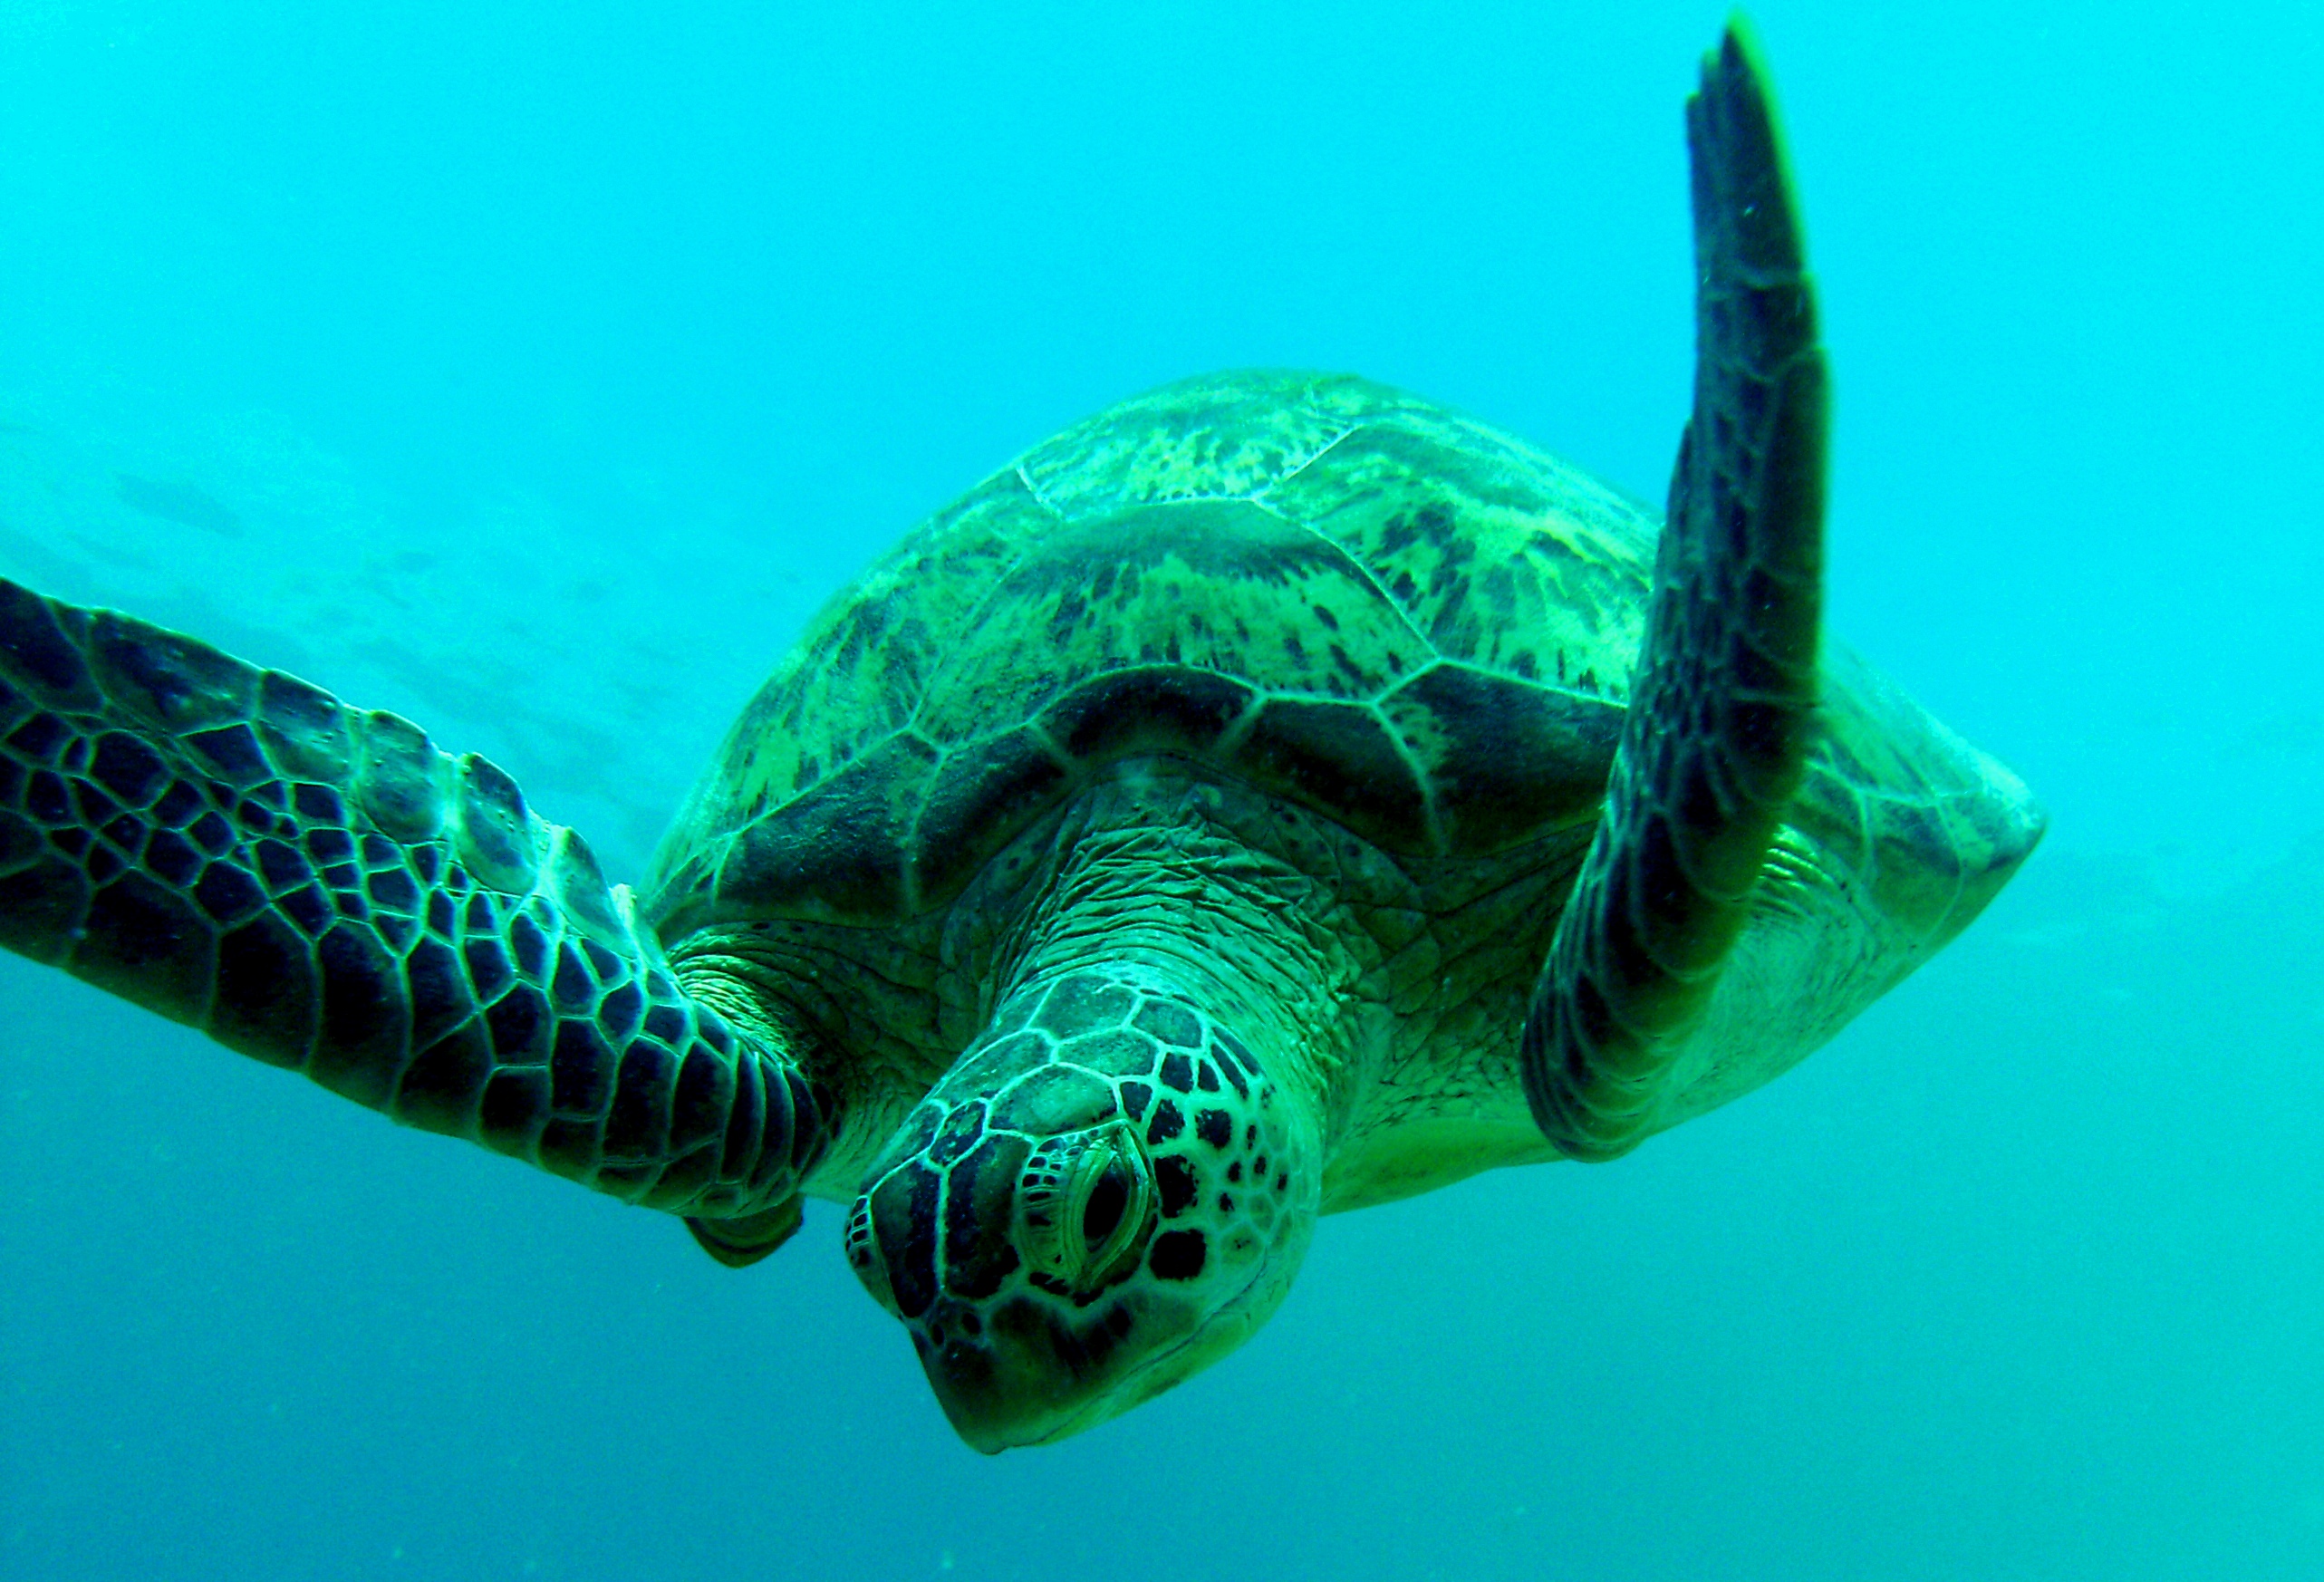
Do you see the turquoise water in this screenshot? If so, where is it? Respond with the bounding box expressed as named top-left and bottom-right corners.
top-left (3, 2), bottom-right (2319, 1577)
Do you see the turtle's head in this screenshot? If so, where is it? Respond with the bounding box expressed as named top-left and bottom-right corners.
top-left (846, 969), bottom-right (1317, 1452)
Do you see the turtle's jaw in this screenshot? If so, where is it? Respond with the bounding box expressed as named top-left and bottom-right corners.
top-left (917, 1278), bottom-right (1276, 1452)
top-left (925, 1328), bottom-right (1089, 1452)
top-left (915, 1293), bottom-right (1183, 1452)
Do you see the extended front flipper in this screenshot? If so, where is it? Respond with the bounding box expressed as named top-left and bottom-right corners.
top-left (1520, 26), bottom-right (1827, 1160)
top-left (0, 579), bottom-right (834, 1241)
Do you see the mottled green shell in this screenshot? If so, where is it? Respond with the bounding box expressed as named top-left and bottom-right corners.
top-left (644, 371), bottom-right (1660, 937)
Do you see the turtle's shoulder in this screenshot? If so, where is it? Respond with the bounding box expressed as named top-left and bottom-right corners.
top-left (1320, 1108), bottom-right (1565, 1214)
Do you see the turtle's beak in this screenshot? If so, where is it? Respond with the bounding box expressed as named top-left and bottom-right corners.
top-left (914, 1300), bottom-right (1114, 1453)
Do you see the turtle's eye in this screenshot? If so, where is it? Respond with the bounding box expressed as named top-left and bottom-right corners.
top-left (1081, 1160), bottom-right (1129, 1247)
top-left (1017, 1121), bottom-right (1152, 1291)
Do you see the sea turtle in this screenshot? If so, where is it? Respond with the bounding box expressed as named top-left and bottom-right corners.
top-left (0, 27), bottom-right (2040, 1452)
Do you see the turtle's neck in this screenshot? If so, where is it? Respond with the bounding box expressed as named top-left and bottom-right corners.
top-left (998, 770), bottom-right (1374, 1129)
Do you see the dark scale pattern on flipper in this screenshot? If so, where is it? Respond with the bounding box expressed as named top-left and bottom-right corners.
top-left (0, 580), bottom-right (834, 1220)
top-left (1520, 27), bottom-right (1827, 1161)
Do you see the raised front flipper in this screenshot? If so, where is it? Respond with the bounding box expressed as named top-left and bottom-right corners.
top-left (1520, 26), bottom-right (1827, 1160)
top-left (0, 579), bottom-right (833, 1235)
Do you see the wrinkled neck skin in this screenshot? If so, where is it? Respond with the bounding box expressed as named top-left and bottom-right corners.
top-left (1008, 777), bottom-right (1361, 1106)
top-left (846, 772), bottom-right (1374, 1450)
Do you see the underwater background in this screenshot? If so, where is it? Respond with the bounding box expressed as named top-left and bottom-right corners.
top-left (3, 1), bottom-right (2319, 1577)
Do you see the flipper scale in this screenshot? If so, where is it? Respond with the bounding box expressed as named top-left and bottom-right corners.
top-left (0, 579), bottom-right (832, 1219)
top-left (1521, 26), bottom-right (1827, 1160)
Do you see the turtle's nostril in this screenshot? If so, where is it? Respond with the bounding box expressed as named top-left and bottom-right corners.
top-left (844, 1195), bottom-right (877, 1270)
top-left (844, 1192), bottom-right (900, 1313)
